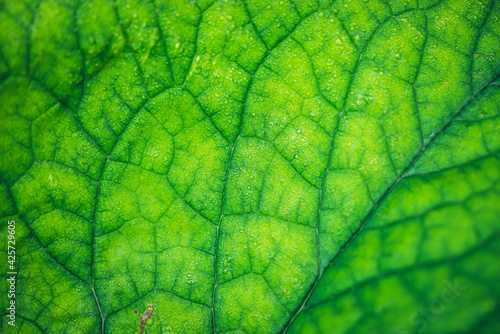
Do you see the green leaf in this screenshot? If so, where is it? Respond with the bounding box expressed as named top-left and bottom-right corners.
top-left (1, 0), bottom-right (499, 333)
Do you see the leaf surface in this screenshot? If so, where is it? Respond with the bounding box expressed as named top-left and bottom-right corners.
top-left (1, 0), bottom-right (500, 333)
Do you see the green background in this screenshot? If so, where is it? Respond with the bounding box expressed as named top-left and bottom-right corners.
top-left (1, 0), bottom-right (500, 333)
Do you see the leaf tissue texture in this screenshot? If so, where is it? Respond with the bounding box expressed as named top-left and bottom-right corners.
top-left (1, 0), bottom-right (500, 333)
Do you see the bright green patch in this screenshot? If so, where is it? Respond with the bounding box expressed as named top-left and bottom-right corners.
top-left (1, 0), bottom-right (500, 333)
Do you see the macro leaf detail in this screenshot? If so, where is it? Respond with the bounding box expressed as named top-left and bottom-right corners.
top-left (1, 0), bottom-right (500, 333)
